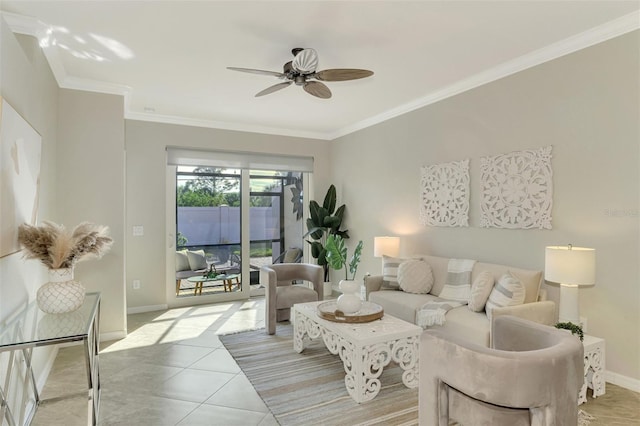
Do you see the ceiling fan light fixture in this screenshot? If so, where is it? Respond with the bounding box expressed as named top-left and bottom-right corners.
top-left (291, 48), bottom-right (318, 74)
top-left (227, 47), bottom-right (373, 99)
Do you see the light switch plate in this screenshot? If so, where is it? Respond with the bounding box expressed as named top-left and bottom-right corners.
top-left (133, 226), bottom-right (144, 236)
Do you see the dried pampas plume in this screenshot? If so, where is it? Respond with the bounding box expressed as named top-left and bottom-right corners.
top-left (18, 221), bottom-right (113, 269)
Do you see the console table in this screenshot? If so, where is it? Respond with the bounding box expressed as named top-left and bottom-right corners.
top-left (0, 292), bottom-right (101, 425)
top-left (579, 334), bottom-right (606, 405)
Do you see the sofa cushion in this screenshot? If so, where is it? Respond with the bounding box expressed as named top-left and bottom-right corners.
top-left (430, 307), bottom-right (490, 347)
top-left (398, 260), bottom-right (434, 294)
top-left (473, 263), bottom-right (541, 303)
top-left (187, 250), bottom-right (208, 270)
top-left (421, 255), bottom-right (451, 296)
top-left (485, 272), bottom-right (526, 320)
top-left (468, 270), bottom-right (494, 312)
top-left (175, 250), bottom-right (191, 272)
top-left (369, 290), bottom-right (438, 324)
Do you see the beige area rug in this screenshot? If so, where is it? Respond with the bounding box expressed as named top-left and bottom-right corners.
top-left (220, 324), bottom-right (419, 426)
top-left (220, 325), bottom-right (594, 426)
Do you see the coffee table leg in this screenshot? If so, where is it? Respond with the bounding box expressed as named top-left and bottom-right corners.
top-left (391, 336), bottom-right (420, 388)
top-left (293, 308), bottom-right (306, 353)
top-left (341, 342), bottom-right (392, 403)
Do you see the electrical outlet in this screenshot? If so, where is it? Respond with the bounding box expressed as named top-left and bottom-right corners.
top-left (132, 226), bottom-right (144, 236)
top-left (133, 280), bottom-right (141, 290)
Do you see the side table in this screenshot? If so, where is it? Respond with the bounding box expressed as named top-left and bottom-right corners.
top-left (0, 292), bottom-right (101, 425)
top-left (579, 334), bottom-right (605, 405)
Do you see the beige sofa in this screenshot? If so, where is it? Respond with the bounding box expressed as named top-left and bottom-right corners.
top-left (364, 255), bottom-right (555, 346)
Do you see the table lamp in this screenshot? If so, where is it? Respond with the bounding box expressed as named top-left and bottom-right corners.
top-left (545, 245), bottom-right (596, 324)
top-left (374, 236), bottom-right (400, 258)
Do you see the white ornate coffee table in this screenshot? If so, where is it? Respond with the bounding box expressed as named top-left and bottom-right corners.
top-left (292, 301), bottom-right (421, 403)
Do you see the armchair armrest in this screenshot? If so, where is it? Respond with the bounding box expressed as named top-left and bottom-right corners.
top-left (364, 275), bottom-right (383, 300)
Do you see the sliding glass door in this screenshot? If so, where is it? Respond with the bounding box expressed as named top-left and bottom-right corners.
top-left (170, 164), bottom-right (306, 304)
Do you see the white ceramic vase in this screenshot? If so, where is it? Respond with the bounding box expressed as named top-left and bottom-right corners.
top-left (37, 268), bottom-right (86, 314)
top-left (336, 279), bottom-right (362, 314)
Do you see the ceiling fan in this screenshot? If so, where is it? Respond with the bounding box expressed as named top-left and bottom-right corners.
top-left (227, 48), bottom-right (374, 99)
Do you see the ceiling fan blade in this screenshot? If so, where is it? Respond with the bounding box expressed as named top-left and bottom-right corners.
top-left (255, 81), bottom-right (292, 97)
top-left (314, 69), bottom-right (374, 81)
top-left (227, 67), bottom-right (286, 78)
top-left (303, 81), bottom-right (331, 99)
top-left (292, 48), bottom-right (319, 74)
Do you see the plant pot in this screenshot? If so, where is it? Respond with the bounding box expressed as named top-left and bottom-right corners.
top-left (36, 268), bottom-right (86, 314)
top-left (336, 279), bottom-right (362, 314)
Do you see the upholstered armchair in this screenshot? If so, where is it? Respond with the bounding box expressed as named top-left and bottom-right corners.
top-left (419, 315), bottom-right (584, 426)
top-left (261, 263), bottom-right (323, 335)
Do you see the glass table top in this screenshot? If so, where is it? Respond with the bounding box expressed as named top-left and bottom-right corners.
top-left (0, 292), bottom-right (100, 350)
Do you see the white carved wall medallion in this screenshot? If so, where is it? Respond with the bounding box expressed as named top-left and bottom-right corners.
top-left (420, 159), bottom-right (469, 227)
top-left (480, 146), bottom-right (553, 229)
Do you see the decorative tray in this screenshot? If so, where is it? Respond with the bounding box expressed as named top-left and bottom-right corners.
top-left (317, 301), bottom-right (384, 323)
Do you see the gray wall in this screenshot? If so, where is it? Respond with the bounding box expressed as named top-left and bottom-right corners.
top-left (57, 89), bottom-right (126, 337)
top-left (124, 120), bottom-right (331, 309)
top-left (331, 32), bottom-right (640, 385)
top-left (0, 19), bottom-right (60, 396)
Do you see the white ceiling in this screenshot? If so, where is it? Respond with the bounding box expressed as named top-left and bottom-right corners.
top-left (2, 1), bottom-right (639, 140)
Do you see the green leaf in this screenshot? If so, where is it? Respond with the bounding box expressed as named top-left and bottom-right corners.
top-left (308, 201), bottom-right (321, 226)
top-left (325, 234), bottom-right (346, 272)
top-left (310, 241), bottom-right (323, 259)
top-left (323, 216), bottom-right (341, 229)
top-left (323, 185), bottom-right (337, 214)
top-left (348, 240), bottom-right (364, 279)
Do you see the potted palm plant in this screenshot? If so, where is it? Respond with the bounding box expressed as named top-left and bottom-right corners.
top-left (325, 234), bottom-right (363, 313)
top-left (304, 184), bottom-right (349, 282)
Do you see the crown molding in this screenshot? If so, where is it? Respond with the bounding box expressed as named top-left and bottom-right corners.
top-left (4, 10), bottom-right (639, 142)
top-left (125, 111), bottom-right (330, 140)
top-left (329, 10), bottom-right (640, 140)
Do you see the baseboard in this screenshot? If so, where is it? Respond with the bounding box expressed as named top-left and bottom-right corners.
top-left (100, 330), bottom-right (127, 342)
top-left (127, 304), bottom-right (168, 315)
top-left (606, 370), bottom-right (640, 392)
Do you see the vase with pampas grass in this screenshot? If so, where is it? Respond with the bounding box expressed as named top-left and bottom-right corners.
top-left (18, 221), bottom-right (113, 314)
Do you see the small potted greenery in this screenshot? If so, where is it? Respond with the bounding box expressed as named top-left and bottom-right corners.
top-left (555, 321), bottom-right (584, 341)
top-left (325, 234), bottom-right (363, 313)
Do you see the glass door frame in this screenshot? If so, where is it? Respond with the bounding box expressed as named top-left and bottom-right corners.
top-left (166, 166), bottom-right (251, 308)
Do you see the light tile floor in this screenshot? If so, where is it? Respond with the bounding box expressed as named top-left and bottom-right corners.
top-left (33, 298), bottom-right (276, 426)
top-left (32, 297), bottom-right (640, 426)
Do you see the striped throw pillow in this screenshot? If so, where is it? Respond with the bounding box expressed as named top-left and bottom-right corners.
top-left (485, 271), bottom-right (525, 320)
top-left (382, 255), bottom-right (408, 290)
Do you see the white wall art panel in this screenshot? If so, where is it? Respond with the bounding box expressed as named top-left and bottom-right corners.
top-left (0, 97), bottom-right (42, 258)
top-left (420, 159), bottom-right (469, 227)
top-left (480, 146), bottom-right (553, 229)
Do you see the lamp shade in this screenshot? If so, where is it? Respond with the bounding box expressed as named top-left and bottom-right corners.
top-left (545, 245), bottom-right (596, 286)
top-left (374, 236), bottom-right (400, 257)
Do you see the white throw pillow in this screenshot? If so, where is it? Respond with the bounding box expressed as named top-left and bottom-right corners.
top-left (398, 260), bottom-right (434, 294)
top-left (175, 250), bottom-right (191, 272)
top-left (485, 271), bottom-right (526, 320)
top-left (468, 271), bottom-right (494, 312)
top-left (187, 250), bottom-right (208, 271)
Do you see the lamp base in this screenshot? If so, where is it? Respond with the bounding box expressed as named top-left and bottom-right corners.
top-left (559, 283), bottom-right (580, 324)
